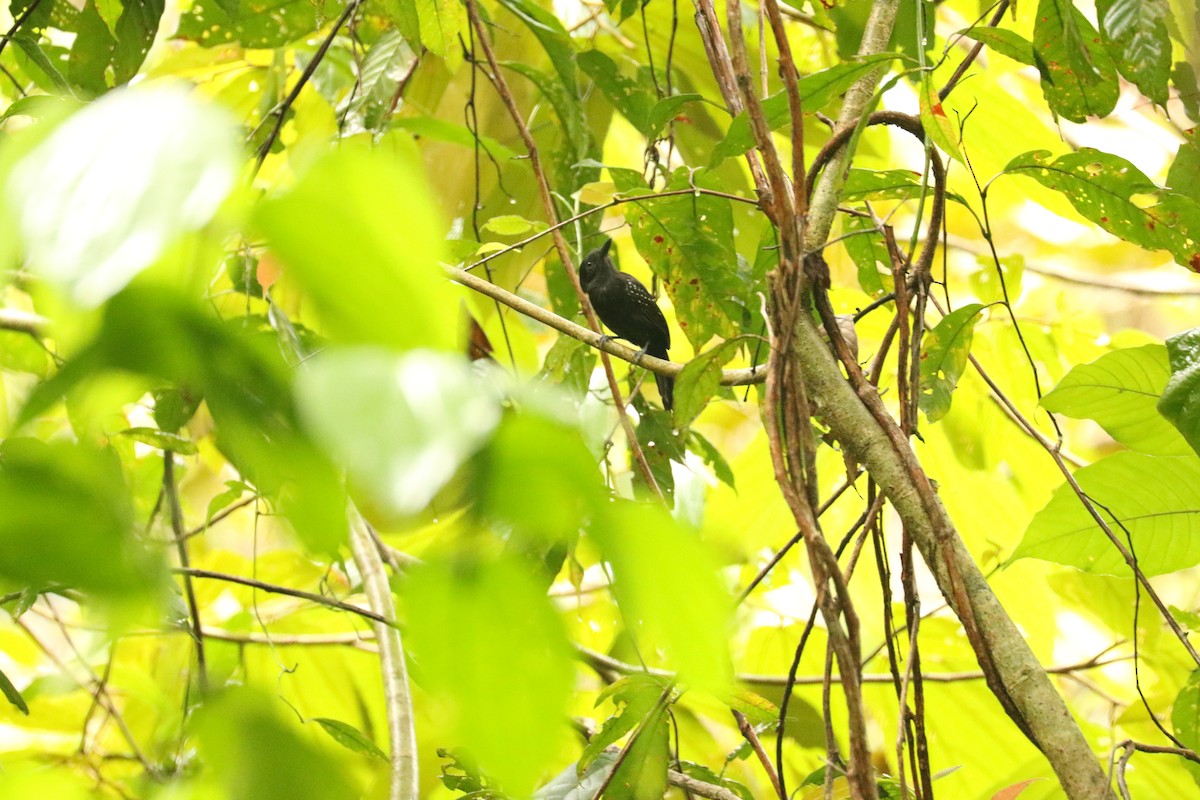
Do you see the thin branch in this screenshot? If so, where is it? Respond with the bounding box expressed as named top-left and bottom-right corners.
top-left (0, 307), bottom-right (47, 335)
top-left (445, 265), bottom-right (765, 385)
top-left (173, 567), bottom-right (388, 625)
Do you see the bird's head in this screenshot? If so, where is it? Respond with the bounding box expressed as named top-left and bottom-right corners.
top-left (579, 238), bottom-right (614, 292)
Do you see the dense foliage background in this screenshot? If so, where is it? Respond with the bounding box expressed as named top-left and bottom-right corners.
top-left (2, 0), bottom-right (1200, 798)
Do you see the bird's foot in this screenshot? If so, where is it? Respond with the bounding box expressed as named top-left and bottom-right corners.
top-left (596, 334), bottom-right (614, 348)
top-left (631, 345), bottom-right (650, 366)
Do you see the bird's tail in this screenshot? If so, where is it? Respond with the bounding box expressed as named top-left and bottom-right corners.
top-left (650, 345), bottom-right (674, 411)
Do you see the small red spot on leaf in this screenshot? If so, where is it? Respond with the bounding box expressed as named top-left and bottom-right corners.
top-left (1191, 253), bottom-right (1200, 272)
top-left (1100, 216), bottom-right (1108, 222)
top-left (653, 235), bottom-right (664, 244)
top-left (931, 102), bottom-right (947, 117)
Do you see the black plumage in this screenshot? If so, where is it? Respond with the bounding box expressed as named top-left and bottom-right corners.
top-left (579, 239), bottom-right (674, 411)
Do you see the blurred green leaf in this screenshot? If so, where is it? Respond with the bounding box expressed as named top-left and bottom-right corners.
top-left (1042, 344), bottom-right (1189, 455)
top-left (0, 330), bottom-right (50, 376)
top-left (581, 674), bottom-right (669, 770)
top-left (1006, 148), bottom-right (1200, 271)
top-left (20, 286), bottom-right (347, 552)
top-left (0, 665), bottom-right (28, 715)
top-left (404, 555), bottom-right (574, 797)
top-left (968, 253), bottom-right (1023, 305)
top-left (592, 501), bottom-right (732, 691)
top-left (474, 411), bottom-right (601, 544)
top-left (255, 144), bottom-right (456, 352)
top-left (314, 717), bottom-right (388, 762)
top-left (1015, 452), bottom-right (1200, 576)
top-left (919, 303), bottom-right (984, 423)
top-left (193, 688), bottom-right (357, 800)
top-left (295, 347), bottom-right (500, 516)
top-left (1097, 0), bottom-right (1171, 106)
top-left (1033, 0), bottom-right (1118, 122)
top-left (0, 438), bottom-right (162, 598)
top-left (1168, 133), bottom-right (1200, 206)
top-left (116, 426), bottom-right (199, 455)
top-left (7, 84), bottom-right (239, 307)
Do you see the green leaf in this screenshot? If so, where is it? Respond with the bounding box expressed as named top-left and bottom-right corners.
top-left (7, 84), bottom-right (239, 307)
top-left (415, 0), bottom-right (466, 69)
top-left (481, 214), bottom-right (546, 236)
top-left (1173, 670), bottom-right (1200, 789)
top-left (496, 0), bottom-right (576, 92)
top-left (0, 330), bottom-right (51, 376)
top-left (614, 168), bottom-right (743, 348)
top-left (688, 430), bottom-right (735, 489)
top-left (1168, 132), bottom-right (1200, 206)
top-left (841, 168), bottom-right (965, 205)
top-left (175, 0), bottom-right (334, 48)
top-left (919, 72), bottom-right (964, 163)
top-left (404, 556), bottom-right (575, 797)
top-left (0, 438), bottom-right (163, 599)
top-left (1005, 149), bottom-right (1200, 271)
top-left (1033, 0), bottom-right (1119, 122)
top-left (711, 54), bottom-right (897, 165)
top-left (295, 348), bottom-right (500, 516)
top-left (0, 95), bottom-right (82, 125)
top-left (380, 0), bottom-right (420, 46)
top-left (1015, 452), bottom-right (1200, 576)
top-left (960, 26), bottom-right (1036, 66)
top-left (1160, 327), bottom-right (1200, 456)
top-left (391, 116), bottom-right (518, 162)
top-left (313, 718), bottom-right (388, 762)
top-left (968, 253), bottom-right (1023, 305)
top-left (1042, 344), bottom-right (1189, 455)
top-left (343, 29), bottom-right (411, 133)
top-left (645, 93), bottom-right (702, 139)
top-left (193, 688), bottom-right (357, 800)
top-left (205, 480), bottom-right (249, 523)
top-left (473, 411), bottom-right (602, 545)
top-left (11, 35), bottom-right (73, 94)
top-left (69, 0), bottom-right (164, 94)
top-left (581, 674), bottom-right (669, 770)
top-left (0, 665), bottom-right (29, 715)
top-left (919, 303), bottom-right (984, 423)
top-left (254, 144), bottom-right (456, 352)
top-left (579, 50), bottom-right (656, 135)
top-left (591, 501), bottom-right (732, 691)
top-left (20, 287), bottom-right (348, 553)
top-left (673, 339), bottom-right (740, 428)
top-left (116, 427), bottom-right (199, 455)
top-left (1097, 0), bottom-right (1171, 106)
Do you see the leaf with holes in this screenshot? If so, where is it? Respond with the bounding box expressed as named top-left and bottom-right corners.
top-left (1097, 0), bottom-right (1170, 106)
top-left (1042, 344), bottom-right (1189, 455)
top-left (1006, 149), bottom-right (1200, 271)
top-left (1032, 0), bottom-right (1118, 122)
top-left (611, 168), bottom-right (743, 348)
top-left (175, 0), bottom-right (327, 48)
top-left (919, 303), bottom-right (984, 423)
top-left (1014, 452), bottom-right (1200, 576)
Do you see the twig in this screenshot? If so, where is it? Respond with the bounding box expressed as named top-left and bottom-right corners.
top-left (732, 710), bottom-right (783, 800)
top-left (445, 265), bottom-right (765, 385)
top-left (172, 567), bottom-right (388, 625)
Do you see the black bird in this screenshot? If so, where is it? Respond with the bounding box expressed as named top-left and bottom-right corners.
top-left (579, 239), bottom-right (674, 411)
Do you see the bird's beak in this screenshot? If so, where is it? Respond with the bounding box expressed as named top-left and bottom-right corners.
top-left (600, 238), bottom-right (613, 257)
